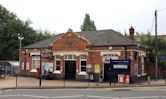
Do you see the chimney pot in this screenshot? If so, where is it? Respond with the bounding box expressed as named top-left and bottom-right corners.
top-left (129, 26), bottom-right (135, 40)
top-left (68, 28), bottom-right (73, 32)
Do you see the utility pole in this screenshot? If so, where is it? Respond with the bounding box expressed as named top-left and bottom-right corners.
top-left (155, 10), bottom-right (158, 80)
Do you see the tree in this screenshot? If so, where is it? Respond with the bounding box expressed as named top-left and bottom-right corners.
top-left (81, 14), bottom-right (96, 31)
top-left (139, 32), bottom-right (166, 70)
top-left (0, 4), bottom-right (52, 60)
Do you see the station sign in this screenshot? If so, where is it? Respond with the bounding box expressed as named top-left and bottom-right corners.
top-left (110, 60), bottom-right (130, 74)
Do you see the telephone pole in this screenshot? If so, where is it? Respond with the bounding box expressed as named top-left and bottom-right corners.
top-left (155, 10), bottom-right (158, 80)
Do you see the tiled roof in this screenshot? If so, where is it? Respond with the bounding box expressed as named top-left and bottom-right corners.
top-left (23, 29), bottom-right (138, 49)
top-left (23, 34), bottom-right (63, 49)
top-left (77, 29), bottom-right (138, 46)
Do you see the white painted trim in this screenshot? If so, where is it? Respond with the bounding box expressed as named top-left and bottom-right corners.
top-left (30, 52), bottom-right (40, 56)
top-left (30, 69), bottom-right (37, 72)
top-left (53, 71), bottom-right (61, 74)
top-left (53, 51), bottom-right (88, 56)
top-left (78, 72), bottom-right (87, 75)
top-left (89, 49), bottom-right (147, 54)
top-left (100, 51), bottom-right (121, 56)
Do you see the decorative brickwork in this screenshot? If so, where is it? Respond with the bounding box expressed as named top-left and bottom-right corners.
top-left (52, 32), bottom-right (88, 51)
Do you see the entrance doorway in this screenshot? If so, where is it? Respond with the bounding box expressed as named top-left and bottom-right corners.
top-left (104, 64), bottom-right (110, 81)
top-left (65, 61), bottom-right (76, 80)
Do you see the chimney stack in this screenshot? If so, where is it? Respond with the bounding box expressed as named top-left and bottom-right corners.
top-left (129, 26), bottom-right (135, 40)
top-left (68, 28), bottom-right (73, 32)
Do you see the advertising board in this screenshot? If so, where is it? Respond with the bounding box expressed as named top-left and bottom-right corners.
top-left (110, 60), bottom-right (130, 74)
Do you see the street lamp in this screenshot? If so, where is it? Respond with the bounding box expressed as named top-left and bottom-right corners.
top-left (18, 35), bottom-right (24, 70)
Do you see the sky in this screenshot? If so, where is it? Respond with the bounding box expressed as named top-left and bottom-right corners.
top-left (0, 0), bottom-right (166, 35)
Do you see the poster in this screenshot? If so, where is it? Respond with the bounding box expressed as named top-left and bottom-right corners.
top-left (94, 64), bottom-right (100, 73)
top-left (42, 62), bottom-right (53, 72)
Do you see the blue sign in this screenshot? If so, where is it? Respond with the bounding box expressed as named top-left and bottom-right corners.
top-left (110, 59), bottom-right (130, 74)
top-left (158, 56), bottom-right (166, 60)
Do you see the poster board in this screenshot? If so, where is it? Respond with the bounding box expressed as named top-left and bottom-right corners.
top-left (110, 60), bottom-right (130, 74)
top-left (94, 64), bottom-right (100, 73)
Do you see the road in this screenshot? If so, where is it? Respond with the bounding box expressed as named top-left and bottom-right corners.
top-left (0, 87), bottom-right (166, 99)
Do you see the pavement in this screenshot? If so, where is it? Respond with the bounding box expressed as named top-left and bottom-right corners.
top-left (0, 76), bottom-right (166, 89)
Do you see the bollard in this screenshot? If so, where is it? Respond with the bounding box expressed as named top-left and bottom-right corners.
top-left (147, 76), bottom-right (150, 85)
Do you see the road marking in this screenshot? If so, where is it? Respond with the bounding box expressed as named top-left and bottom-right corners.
top-left (122, 96), bottom-right (159, 99)
top-left (51, 95), bottom-right (84, 98)
top-left (22, 94), bottom-right (49, 98)
top-left (161, 96), bottom-right (166, 98)
top-left (3, 89), bottom-right (14, 92)
top-left (133, 89), bottom-right (156, 91)
top-left (0, 95), bottom-right (21, 97)
top-left (0, 89), bottom-right (14, 94)
top-left (86, 95), bottom-right (119, 99)
top-left (158, 89), bottom-right (166, 91)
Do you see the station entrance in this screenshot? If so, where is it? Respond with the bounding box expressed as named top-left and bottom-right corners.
top-left (103, 64), bottom-right (110, 81)
top-left (64, 61), bottom-right (76, 80)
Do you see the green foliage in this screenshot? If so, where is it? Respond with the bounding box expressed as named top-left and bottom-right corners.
top-left (139, 32), bottom-right (166, 69)
top-left (0, 4), bottom-right (52, 60)
top-left (81, 14), bottom-right (96, 31)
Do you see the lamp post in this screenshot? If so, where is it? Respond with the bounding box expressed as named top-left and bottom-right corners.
top-left (18, 35), bottom-right (24, 70)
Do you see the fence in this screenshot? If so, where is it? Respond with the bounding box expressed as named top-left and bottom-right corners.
top-left (1, 73), bottom-right (165, 88)
top-left (0, 73), bottom-right (110, 88)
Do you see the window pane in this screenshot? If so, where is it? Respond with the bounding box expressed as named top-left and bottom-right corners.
top-left (81, 55), bottom-right (87, 59)
top-left (103, 54), bottom-right (107, 57)
top-left (81, 67), bottom-right (86, 71)
top-left (81, 61), bottom-right (86, 66)
top-left (81, 61), bottom-right (86, 72)
top-left (56, 66), bottom-right (60, 70)
top-left (56, 60), bottom-right (60, 65)
top-left (55, 55), bottom-right (61, 59)
top-left (73, 55), bottom-right (76, 59)
top-left (64, 55), bottom-right (67, 59)
top-left (68, 55), bottom-right (72, 59)
top-left (32, 60), bottom-right (35, 69)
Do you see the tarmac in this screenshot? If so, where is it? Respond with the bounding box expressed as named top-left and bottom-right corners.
top-left (0, 76), bottom-right (166, 89)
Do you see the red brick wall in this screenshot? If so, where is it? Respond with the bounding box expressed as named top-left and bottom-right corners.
top-left (52, 32), bottom-right (88, 51)
top-left (87, 51), bottom-right (102, 72)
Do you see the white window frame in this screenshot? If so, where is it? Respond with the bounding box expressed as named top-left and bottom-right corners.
top-left (31, 56), bottom-right (40, 71)
top-left (54, 55), bottom-right (61, 74)
top-left (79, 55), bottom-right (87, 75)
top-left (64, 54), bottom-right (76, 60)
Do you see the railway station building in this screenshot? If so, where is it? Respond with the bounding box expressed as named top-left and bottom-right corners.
top-left (20, 27), bottom-right (147, 82)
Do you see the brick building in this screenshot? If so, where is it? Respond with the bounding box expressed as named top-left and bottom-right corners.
top-left (20, 27), bottom-right (147, 82)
